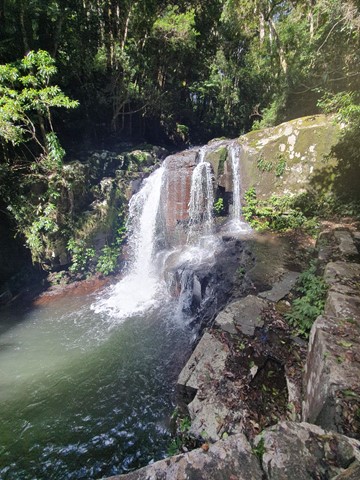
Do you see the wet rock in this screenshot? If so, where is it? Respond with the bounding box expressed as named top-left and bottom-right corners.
top-left (258, 271), bottom-right (299, 302)
top-left (303, 315), bottom-right (360, 438)
top-left (214, 295), bottom-right (269, 336)
top-left (177, 331), bottom-right (228, 410)
top-left (109, 433), bottom-right (263, 480)
top-left (163, 150), bottom-right (197, 243)
top-left (0, 288), bottom-right (12, 305)
top-left (257, 421), bottom-right (360, 480)
top-left (244, 233), bottom-right (289, 291)
top-left (334, 230), bottom-right (359, 261)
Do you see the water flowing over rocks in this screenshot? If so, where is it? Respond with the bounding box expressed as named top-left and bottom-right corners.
top-left (115, 222), bottom-right (360, 480)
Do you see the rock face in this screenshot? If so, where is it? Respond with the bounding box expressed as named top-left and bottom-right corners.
top-left (163, 150), bottom-right (197, 243)
top-left (258, 421), bottom-right (360, 480)
top-left (109, 422), bottom-right (360, 480)
top-left (303, 230), bottom-right (360, 439)
top-left (108, 433), bottom-right (263, 480)
top-left (237, 114), bottom-right (340, 199)
top-left (177, 332), bottom-right (234, 441)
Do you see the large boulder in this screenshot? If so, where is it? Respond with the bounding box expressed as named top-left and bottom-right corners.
top-left (214, 295), bottom-right (269, 336)
top-left (236, 114), bottom-right (340, 200)
top-left (108, 433), bottom-right (263, 480)
top-left (257, 421), bottom-right (360, 480)
top-left (302, 314), bottom-right (360, 438)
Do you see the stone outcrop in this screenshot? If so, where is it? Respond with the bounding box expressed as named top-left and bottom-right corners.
top-left (214, 295), bottom-right (269, 336)
top-left (109, 422), bottom-right (360, 480)
top-left (303, 228), bottom-right (360, 439)
top-left (108, 433), bottom-right (263, 480)
top-left (237, 114), bottom-right (341, 199)
top-left (258, 421), bottom-right (360, 480)
top-left (177, 332), bottom-right (237, 442)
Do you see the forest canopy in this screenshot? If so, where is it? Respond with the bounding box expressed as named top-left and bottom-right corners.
top-left (0, 0), bottom-right (359, 145)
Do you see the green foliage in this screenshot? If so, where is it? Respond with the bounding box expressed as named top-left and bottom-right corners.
top-left (253, 436), bottom-right (266, 459)
top-left (96, 245), bottom-right (119, 276)
top-left (285, 263), bottom-right (328, 338)
top-left (67, 239), bottom-right (95, 275)
top-left (243, 187), bottom-right (311, 232)
top-left (95, 226), bottom-right (126, 276)
top-left (213, 197), bottom-right (224, 215)
top-left (167, 415), bottom-right (194, 456)
top-left (317, 89), bottom-right (360, 203)
top-left (0, 50), bottom-right (78, 148)
top-left (275, 156), bottom-right (287, 177)
top-left (257, 156), bottom-right (273, 172)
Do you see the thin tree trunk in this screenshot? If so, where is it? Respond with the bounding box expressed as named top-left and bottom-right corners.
top-left (18, 0), bottom-right (30, 53)
top-left (259, 11), bottom-right (266, 45)
top-left (268, 16), bottom-right (287, 74)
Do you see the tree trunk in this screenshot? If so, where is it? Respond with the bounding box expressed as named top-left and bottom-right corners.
top-left (259, 11), bottom-right (266, 45)
top-left (268, 16), bottom-right (287, 74)
top-left (18, 0), bottom-right (30, 53)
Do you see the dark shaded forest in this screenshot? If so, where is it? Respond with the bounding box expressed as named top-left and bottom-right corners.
top-left (0, 0), bottom-right (359, 281)
top-left (1, 0), bottom-right (359, 146)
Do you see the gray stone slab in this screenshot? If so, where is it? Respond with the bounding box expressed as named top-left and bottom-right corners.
top-left (214, 295), bottom-right (269, 336)
top-left (258, 271), bottom-right (300, 302)
top-left (324, 261), bottom-right (360, 291)
top-left (109, 433), bottom-right (263, 480)
top-left (303, 315), bottom-right (360, 438)
top-left (258, 421), bottom-right (360, 480)
top-left (334, 230), bottom-right (359, 259)
top-left (177, 332), bottom-right (228, 390)
top-left (325, 290), bottom-right (360, 321)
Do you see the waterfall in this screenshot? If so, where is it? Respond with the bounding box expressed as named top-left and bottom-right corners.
top-left (229, 143), bottom-right (242, 220)
top-left (187, 147), bottom-right (215, 243)
top-left (94, 141), bottom-right (249, 323)
top-left (93, 166), bottom-right (167, 320)
top-left (226, 143), bottom-right (251, 233)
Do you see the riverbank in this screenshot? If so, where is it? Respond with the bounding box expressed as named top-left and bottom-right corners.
top-left (111, 220), bottom-right (360, 479)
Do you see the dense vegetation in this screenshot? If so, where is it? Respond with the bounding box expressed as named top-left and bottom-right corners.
top-left (0, 0), bottom-right (359, 282)
top-left (1, 0), bottom-right (359, 144)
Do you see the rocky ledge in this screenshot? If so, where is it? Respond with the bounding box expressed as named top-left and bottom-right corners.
top-left (111, 223), bottom-right (360, 480)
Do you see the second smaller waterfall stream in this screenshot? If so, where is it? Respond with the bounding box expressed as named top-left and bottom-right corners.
top-left (187, 147), bottom-right (215, 243)
top-left (226, 143), bottom-right (251, 233)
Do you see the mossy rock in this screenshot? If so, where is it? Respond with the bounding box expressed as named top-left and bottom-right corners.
top-left (238, 114), bottom-right (341, 200)
top-left (206, 146), bottom-right (228, 177)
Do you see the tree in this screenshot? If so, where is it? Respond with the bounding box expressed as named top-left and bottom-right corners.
top-left (0, 50), bottom-right (78, 263)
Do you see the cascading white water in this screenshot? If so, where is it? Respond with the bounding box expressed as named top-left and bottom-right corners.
top-left (226, 143), bottom-right (251, 233)
top-left (229, 143), bottom-right (242, 220)
top-left (187, 147), bottom-right (215, 242)
top-left (93, 166), bottom-right (168, 320)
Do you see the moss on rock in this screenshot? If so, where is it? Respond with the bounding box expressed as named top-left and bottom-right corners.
top-left (237, 115), bottom-right (341, 200)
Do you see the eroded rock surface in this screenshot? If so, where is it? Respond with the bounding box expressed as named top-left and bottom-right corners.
top-left (258, 421), bottom-right (360, 480)
top-left (108, 433), bottom-right (263, 480)
top-left (303, 230), bottom-right (360, 439)
top-left (302, 315), bottom-right (360, 438)
top-left (214, 295), bottom-right (269, 336)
